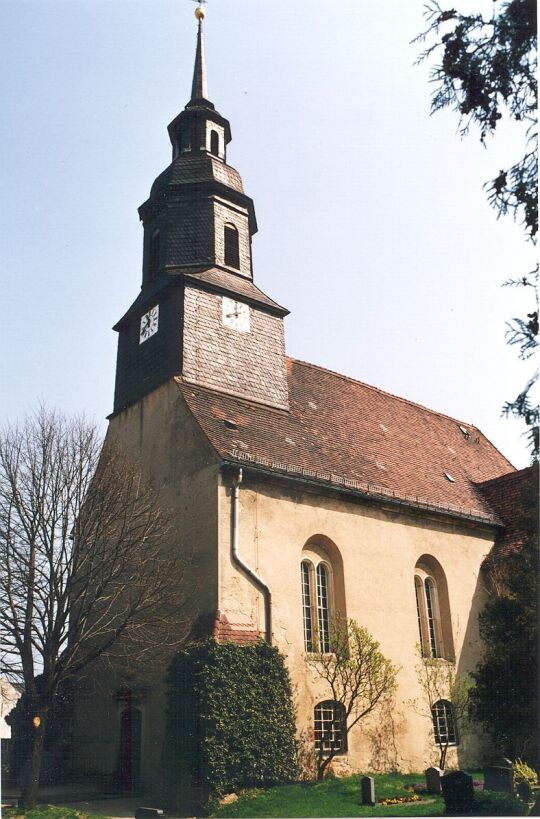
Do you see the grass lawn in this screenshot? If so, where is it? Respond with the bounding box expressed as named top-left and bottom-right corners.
top-left (212, 773), bottom-right (446, 818)
top-left (2, 807), bottom-right (108, 819)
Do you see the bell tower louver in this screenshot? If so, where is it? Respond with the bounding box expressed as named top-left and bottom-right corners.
top-left (112, 7), bottom-right (289, 414)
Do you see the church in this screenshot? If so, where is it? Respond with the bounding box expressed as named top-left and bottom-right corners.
top-left (72, 7), bottom-right (527, 796)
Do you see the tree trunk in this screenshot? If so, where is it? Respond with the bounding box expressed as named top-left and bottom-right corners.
top-left (19, 709), bottom-right (48, 809)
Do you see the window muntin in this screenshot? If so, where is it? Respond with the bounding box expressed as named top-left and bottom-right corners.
top-left (314, 700), bottom-right (347, 754)
top-left (316, 563), bottom-right (331, 654)
top-left (414, 571), bottom-right (443, 658)
top-left (431, 700), bottom-right (458, 746)
top-left (301, 561), bottom-right (314, 653)
top-left (224, 224), bottom-right (240, 268)
top-left (424, 579), bottom-right (439, 657)
top-left (301, 557), bottom-right (333, 653)
top-left (414, 576), bottom-right (426, 651)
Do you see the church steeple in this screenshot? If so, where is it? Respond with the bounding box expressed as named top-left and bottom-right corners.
top-left (190, 10), bottom-right (209, 104)
top-left (112, 7), bottom-right (289, 415)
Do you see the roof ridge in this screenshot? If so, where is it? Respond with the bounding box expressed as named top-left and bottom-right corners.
top-left (288, 356), bottom-right (487, 435)
top-left (476, 464), bottom-right (536, 487)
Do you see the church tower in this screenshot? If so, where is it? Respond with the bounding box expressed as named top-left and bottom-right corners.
top-left (112, 8), bottom-right (289, 413)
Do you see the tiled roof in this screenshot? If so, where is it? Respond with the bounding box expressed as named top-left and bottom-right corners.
top-left (178, 358), bottom-right (515, 524)
top-left (476, 466), bottom-right (538, 557)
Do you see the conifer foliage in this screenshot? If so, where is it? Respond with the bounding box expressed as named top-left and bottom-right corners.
top-left (415, 0), bottom-right (538, 458)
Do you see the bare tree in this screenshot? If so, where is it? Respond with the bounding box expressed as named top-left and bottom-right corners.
top-left (0, 408), bottom-right (192, 807)
top-left (306, 616), bottom-right (398, 781)
top-left (407, 647), bottom-right (471, 770)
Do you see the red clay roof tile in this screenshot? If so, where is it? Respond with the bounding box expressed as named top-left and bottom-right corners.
top-left (177, 357), bottom-right (515, 523)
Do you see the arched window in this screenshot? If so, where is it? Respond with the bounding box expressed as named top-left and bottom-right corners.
top-left (301, 557), bottom-right (333, 653)
top-left (414, 556), bottom-right (454, 660)
top-left (149, 229), bottom-right (160, 279)
top-left (431, 700), bottom-right (458, 746)
top-left (210, 129), bottom-right (219, 156)
top-left (314, 700), bottom-right (347, 754)
top-left (224, 223), bottom-right (240, 268)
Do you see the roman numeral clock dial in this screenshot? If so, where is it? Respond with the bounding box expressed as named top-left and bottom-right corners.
top-left (139, 305), bottom-right (159, 344)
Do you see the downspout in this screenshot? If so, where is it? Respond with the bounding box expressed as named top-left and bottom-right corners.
top-left (231, 468), bottom-right (272, 644)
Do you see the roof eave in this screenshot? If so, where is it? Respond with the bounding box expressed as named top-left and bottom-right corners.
top-left (220, 457), bottom-right (503, 530)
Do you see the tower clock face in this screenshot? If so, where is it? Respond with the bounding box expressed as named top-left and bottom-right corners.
top-left (139, 305), bottom-right (159, 344)
top-left (222, 297), bottom-right (250, 333)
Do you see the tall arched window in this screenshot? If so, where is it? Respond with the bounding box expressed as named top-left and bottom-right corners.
top-left (314, 700), bottom-right (347, 754)
top-left (301, 558), bottom-right (333, 653)
top-left (224, 223), bottom-right (240, 268)
top-left (414, 556), bottom-right (454, 660)
top-left (149, 229), bottom-right (160, 279)
top-left (210, 129), bottom-right (219, 156)
top-left (431, 700), bottom-right (458, 746)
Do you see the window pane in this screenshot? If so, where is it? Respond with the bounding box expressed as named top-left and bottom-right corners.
top-left (316, 563), bottom-right (330, 653)
top-left (414, 577), bottom-right (426, 653)
top-left (424, 579), bottom-right (439, 658)
top-left (431, 700), bottom-right (457, 745)
top-left (301, 562), bottom-right (314, 652)
top-left (314, 701), bottom-right (347, 753)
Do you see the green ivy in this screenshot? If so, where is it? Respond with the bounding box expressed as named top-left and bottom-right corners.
top-left (163, 640), bottom-right (298, 799)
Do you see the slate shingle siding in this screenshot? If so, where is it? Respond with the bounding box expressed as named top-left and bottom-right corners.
top-left (213, 199), bottom-right (251, 277)
top-left (167, 199), bottom-right (215, 267)
top-left (114, 287), bottom-right (183, 412)
top-left (182, 286), bottom-right (289, 409)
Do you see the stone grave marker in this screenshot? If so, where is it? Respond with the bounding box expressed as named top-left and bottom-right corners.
top-left (361, 775), bottom-right (376, 806)
top-left (483, 756), bottom-right (514, 793)
top-left (425, 766), bottom-right (443, 794)
top-left (517, 780), bottom-right (531, 802)
top-left (441, 770), bottom-right (474, 814)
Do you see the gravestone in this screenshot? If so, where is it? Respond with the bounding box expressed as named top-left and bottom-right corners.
top-left (425, 766), bottom-right (443, 794)
top-left (441, 770), bottom-right (474, 814)
top-left (483, 756), bottom-right (514, 793)
top-left (517, 781), bottom-right (531, 802)
top-left (361, 775), bottom-right (376, 806)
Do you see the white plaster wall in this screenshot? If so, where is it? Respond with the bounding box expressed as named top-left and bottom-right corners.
top-left (217, 476), bottom-right (495, 773)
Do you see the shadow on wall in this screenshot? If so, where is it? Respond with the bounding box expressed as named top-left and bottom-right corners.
top-left (455, 567), bottom-right (492, 769)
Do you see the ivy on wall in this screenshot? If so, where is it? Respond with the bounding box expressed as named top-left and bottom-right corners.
top-left (163, 640), bottom-right (298, 799)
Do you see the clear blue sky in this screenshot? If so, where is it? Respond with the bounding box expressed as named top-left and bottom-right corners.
top-left (1, 0), bottom-right (535, 468)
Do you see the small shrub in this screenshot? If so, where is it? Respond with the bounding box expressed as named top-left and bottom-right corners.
top-left (471, 790), bottom-right (525, 816)
top-left (514, 758), bottom-right (538, 786)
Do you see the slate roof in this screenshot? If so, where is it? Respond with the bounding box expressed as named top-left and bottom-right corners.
top-left (184, 268), bottom-right (288, 315)
top-left (178, 358), bottom-right (515, 524)
top-left (149, 156), bottom-right (244, 198)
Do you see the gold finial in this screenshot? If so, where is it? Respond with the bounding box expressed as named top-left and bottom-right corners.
top-left (194, 5), bottom-right (206, 20)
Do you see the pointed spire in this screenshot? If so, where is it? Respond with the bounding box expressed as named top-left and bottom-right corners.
top-left (190, 8), bottom-right (209, 103)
